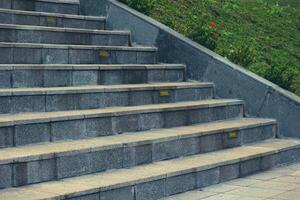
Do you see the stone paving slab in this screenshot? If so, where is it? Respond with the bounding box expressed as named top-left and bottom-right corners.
top-left (163, 163), bottom-right (300, 200)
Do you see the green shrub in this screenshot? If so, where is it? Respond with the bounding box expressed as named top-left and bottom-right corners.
top-left (188, 22), bottom-right (219, 51)
top-left (119, 0), bottom-right (157, 15)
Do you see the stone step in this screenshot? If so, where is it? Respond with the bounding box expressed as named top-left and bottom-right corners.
top-left (0, 64), bottom-right (186, 88)
top-left (0, 8), bottom-right (106, 29)
top-left (0, 138), bottom-right (299, 200)
top-left (0, 99), bottom-right (244, 148)
top-left (0, 24), bottom-right (131, 46)
top-left (0, 0), bottom-right (80, 15)
top-left (0, 42), bottom-right (157, 64)
top-left (0, 118), bottom-right (277, 188)
top-left (0, 82), bottom-right (215, 114)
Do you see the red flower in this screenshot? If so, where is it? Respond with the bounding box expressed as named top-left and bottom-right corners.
top-left (209, 21), bottom-right (216, 28)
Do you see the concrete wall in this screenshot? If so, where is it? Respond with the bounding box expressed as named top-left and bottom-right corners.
top-left (80, 0), bottom-right (300, 138)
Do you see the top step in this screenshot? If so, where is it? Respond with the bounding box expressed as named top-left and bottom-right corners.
top-left (0, 8), bottom-right (106, 30)
top-left (0, 0), bottom-right (80, 15)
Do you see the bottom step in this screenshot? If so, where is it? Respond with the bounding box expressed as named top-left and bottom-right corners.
top-left (0, 139), bottom-right (299, 200)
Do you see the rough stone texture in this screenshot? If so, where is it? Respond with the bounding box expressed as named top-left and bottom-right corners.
top-left (135, 179), bottom-right (166, 200)
top-left (101, 187), bottom-right (134, 200)
top-left (196, 168), bottom-right (220, 188)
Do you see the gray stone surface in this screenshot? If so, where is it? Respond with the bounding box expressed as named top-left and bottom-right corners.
top-left (85, 117), bottom-right (113, 137)
top-left (0, 10), bottom-right (105, 29)
top-left (0, 165), bottom-right (12, 189)
top-left (165, 173), bottom-right (196, 196)
top-left (0, 66), bottom-right (185, 88)
top-left (14, 123), bottom-right (51, 146)
top-left (0, 27), bottom-right (129, 46)
top-left (123, 144), bottom-right (152, 167)
top-left (5, 0), bottom-right (79, 14)
top-left (241, 125), bottom-right (276, 144)
top-left (23, 159), bottom-right (56, 185)
top-left (135, 179), bottom-right (166, 200)
top-left (0, 127), bottom-right (14, 148)
top-left (152, 140), bottom-right (180, 161)
top-left (57, 154), bottom-right (90, 179)
top-left (68, 193), bottom-right (100, 200)
top-left (196, 168), bottom-right (220, 188)
top-left (101, 187), bottom-right (134, 200)
top-left (220, 164), bottom-right (240, 182)
top-left (51, 119), bottom-right (86, 141)
top-left (240, 158), bottom-right (262, 177)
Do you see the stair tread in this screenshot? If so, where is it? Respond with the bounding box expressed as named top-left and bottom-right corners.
top-left (0, 138), bottom-right (299, 200)
top-left (0, 42), bottom-right (157, 51)
top-left (36, 0), bottom-right (79, 4)
top-left (0, 23), bottom-right (129, 34)
top-left (0, 82), bottom-right (213, 96)
top-left (0, 63), bottom-right (185, 70)
top-left (0, 118), bottom-right (276, 164)
top-left (0, 8), bottom-right (105, 21)
top-left (0, 99), bottom-right (243, 126)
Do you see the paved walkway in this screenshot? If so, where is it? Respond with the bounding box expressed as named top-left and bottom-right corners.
top-left (163, 163), bottom-right (300, 200)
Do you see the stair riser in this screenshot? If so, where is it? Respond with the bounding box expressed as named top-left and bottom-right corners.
top-left (0, 124), bottom-right (276, 188)
top-left (0, 12), bottom-right (105, 30)
top-left (0, 28), bottom-right (130, 46)
top-left (0, 68), bottom-right (185, 88)
top-left (0, 0), bottom-right (79, 15)
top-left (0, 87), bottom-right (214, 114)
top-left (0, 104), bottom-right (243, 148)
top-left (0, 47), bottom-right (157, 64)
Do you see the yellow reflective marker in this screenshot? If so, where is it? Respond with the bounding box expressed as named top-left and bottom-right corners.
top-left (160, 90), bottom-right (170, 96)
top-left (47, 17), bottom-right (56, 23)
top-left (99, 50), bottom-right (110, 57)
top-left (228, 132), bottom-right (238, 138)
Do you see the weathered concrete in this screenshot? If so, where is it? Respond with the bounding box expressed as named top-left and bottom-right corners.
top-left (81, 0), bottom-right (300, 138)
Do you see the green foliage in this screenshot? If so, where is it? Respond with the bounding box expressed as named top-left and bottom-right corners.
top-left (120, 0), bottom-right (300, 96)
top-left (119, 0), bottom-right (157, 15)
top-left (188, 23), bottom-right (218, 50)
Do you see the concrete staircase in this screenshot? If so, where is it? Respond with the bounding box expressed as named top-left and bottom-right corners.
top-left (0, 0), bottom-right (299, 199)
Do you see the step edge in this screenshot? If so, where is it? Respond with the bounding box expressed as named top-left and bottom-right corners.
top-left (0, 118), bottom-right (277, 165)
top-left (0, 23), bottom-right (130, 35)
top-left (0, 83), bottom-right (214, 96)
top-left (0, 42), bottom-right (157, 51)
top-left (1, 138), bottom-right (298, 199)
top-left (0, 8), bottom-right (106, 21)
top-left (0, 99), bottom-right (244, 126)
